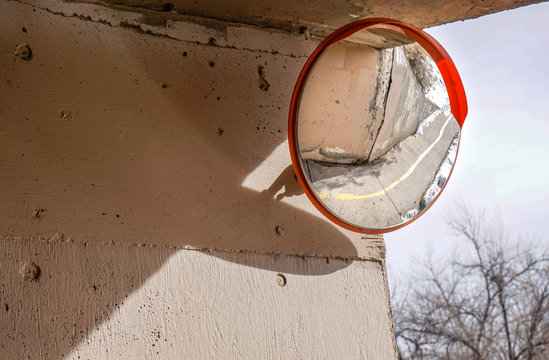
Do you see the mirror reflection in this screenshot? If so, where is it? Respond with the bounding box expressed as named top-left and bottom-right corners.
top-left (297, 27), bottom-right (460, 229)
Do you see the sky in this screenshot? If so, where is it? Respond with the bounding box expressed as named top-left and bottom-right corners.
top-left (384, 2), bottom-right (549, 279)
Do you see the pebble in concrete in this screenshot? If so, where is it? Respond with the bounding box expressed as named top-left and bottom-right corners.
top-left (20, 261), bottom-right (41, 281)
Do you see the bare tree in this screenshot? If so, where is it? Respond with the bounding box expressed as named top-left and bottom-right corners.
top-left (392, 205), bottom-right (549, 360)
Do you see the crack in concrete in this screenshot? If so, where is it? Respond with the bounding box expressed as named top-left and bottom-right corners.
top-left (368, 48), bottom-right (394, 163)
top-left (90, 0), bottom-right (304, 35)
top-left (9, 0), bottom-right (308, 58)
top-left (11, 0), bottom-right (119, 28)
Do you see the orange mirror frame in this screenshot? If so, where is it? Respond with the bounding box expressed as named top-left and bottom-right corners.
top-left (288, 18), bottom-right (468, 234)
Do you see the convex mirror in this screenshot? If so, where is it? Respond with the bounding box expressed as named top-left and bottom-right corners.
top-left (288, 18), bottom-right (468, 234)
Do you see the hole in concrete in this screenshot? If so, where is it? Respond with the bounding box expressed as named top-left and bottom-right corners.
top-left (14, 43), bottom-right (32, 61)
top-left (33, 208), bottom-right (45, 219)
top-left (257, 65), bottom-right (270, 91)
top-left (275, 273), bottom-right (287, 287)
top-left (275, 225), bottom-right (285, 235)
top-left (162, 3), bottom-right (176, 12)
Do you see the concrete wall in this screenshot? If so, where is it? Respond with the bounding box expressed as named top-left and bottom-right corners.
top-left (1, 0), bottom-right (396, 358)
top-left (1, 238), bottom-right (393, 359)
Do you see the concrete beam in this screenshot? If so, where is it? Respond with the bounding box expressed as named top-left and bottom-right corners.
top-left (89, 0), bottom-right (545, 34)
top-left (1, 237), bottom-right (396, 359)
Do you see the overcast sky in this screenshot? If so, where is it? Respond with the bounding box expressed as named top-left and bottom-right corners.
top-left (385, 2), bottom-right (549, 279)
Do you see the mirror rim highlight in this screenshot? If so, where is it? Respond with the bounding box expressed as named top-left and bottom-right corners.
top-left (288, 17), bottom-right (468, 234)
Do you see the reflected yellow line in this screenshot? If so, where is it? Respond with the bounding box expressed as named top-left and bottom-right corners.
top-left (318, 189), bottom-right (386, 200)
top-left (317, 115), bottom-right (452, 201)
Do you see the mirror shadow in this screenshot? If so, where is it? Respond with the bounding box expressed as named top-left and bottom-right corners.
top-left (121, 29), bottom-right (361, 269)
top-left (261, 164), bottom-right (304, 200)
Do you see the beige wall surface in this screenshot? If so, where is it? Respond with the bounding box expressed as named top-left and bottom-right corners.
top-left (1, 0), bottom-right (396, 359)
top-left (1, 238), bottom-right (395, 359)
top-left (1, 0), bottom-right (376, 258)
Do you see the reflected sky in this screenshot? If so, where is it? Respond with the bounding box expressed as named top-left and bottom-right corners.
top-left (385, 2), bottom-right (549, 278)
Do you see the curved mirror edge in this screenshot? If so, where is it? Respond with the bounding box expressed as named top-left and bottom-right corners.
top-left (295, 28), bottom-right (460, 230)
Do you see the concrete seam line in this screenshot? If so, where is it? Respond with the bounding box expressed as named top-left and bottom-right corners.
top-left (0, 236), bottom-right (384, 263)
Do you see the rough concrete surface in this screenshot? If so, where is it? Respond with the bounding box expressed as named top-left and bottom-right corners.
top-left (0, 238), bottom-right (395, 359)
top-left (1, 0), bottom-right (381, 259)
top-left (1, 0), bottom-right (396, 358)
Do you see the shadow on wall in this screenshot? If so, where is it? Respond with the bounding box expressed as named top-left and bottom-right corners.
top-left (0, 1), bottom-right (367, 359)
top-left (0, 1), bottom-right (358, 262)
top-left (261, 165), bottom-right (304, 201)
top-left (0, 238), bottom-right (367, 359)
top-left (0, 239), bottom-right (174, 359)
